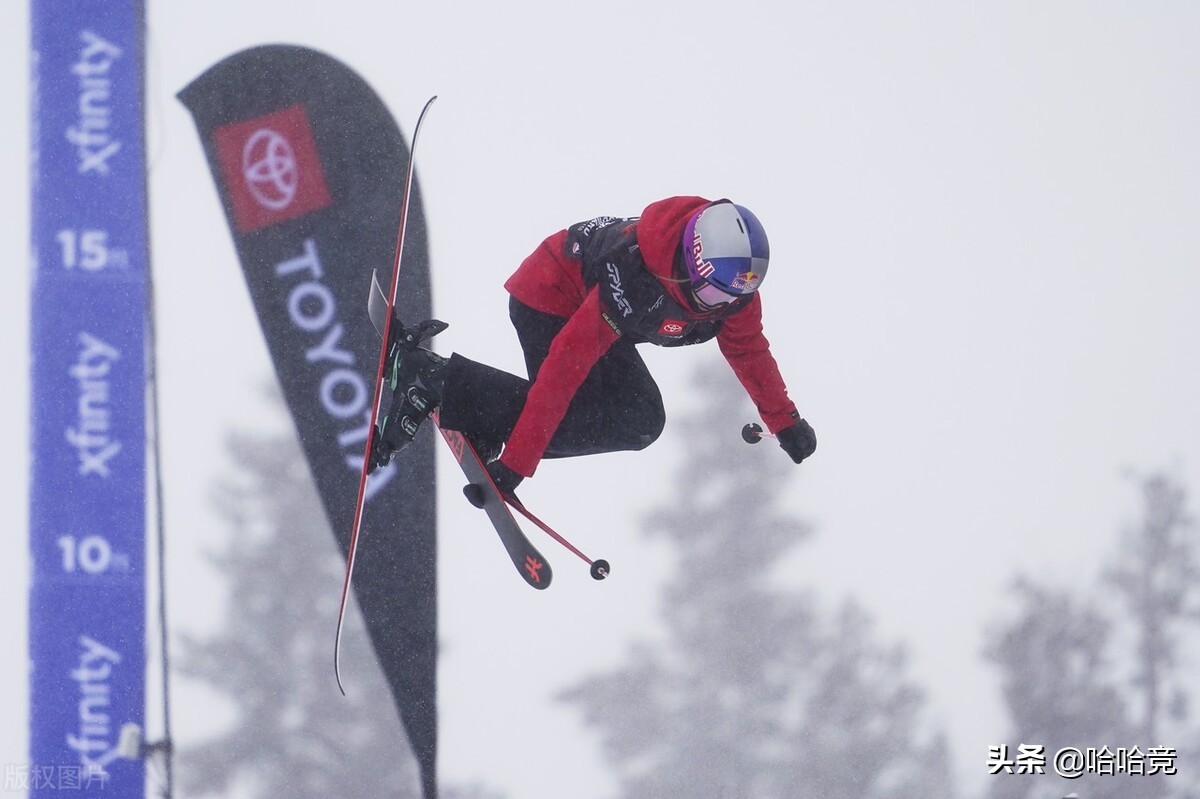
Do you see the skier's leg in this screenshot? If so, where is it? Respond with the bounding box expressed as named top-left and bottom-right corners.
top-left (437, 354), bottom-right (530, 461)
top-left (508, 298), bottom-right (665, 458)
top-left (540, 340), bottom-right (665, 458)
top-left (435, 298), bottom-right (665, 462)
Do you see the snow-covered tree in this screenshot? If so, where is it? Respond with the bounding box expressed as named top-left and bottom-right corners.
top-left (177, 402), bottom-right (503, 799)
top-left (984, 471), bottom-right (1200, 799)
top-left (563, 365), bottom-right (956, 799)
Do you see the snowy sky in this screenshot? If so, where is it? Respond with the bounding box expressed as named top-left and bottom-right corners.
top-left (3, 2), bottom-right (1200, 797)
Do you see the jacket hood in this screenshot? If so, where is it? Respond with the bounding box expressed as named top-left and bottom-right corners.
top-left (637, 196), bottom-right (710, 282)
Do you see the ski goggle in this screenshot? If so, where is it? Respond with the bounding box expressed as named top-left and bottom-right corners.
top-left (690, 279), bottom-right (741, 309)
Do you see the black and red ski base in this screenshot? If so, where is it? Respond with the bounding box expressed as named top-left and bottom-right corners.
top-left (439, 421), bottom-right (611, 586)
top-left (434, 417), bottom-right (553, 589)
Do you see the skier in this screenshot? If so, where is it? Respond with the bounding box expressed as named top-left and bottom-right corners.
top-left (369, 196), bottom-right (817, 496)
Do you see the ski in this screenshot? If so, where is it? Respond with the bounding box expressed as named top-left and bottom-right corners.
top-left (371, 276), bottom-right (554, 590)
top-left (505, 497), bottom-right (609, 581)
top-left (435, 417), bottom-right (553, 590)
top-left (335, 95), bottom-right (437, 696)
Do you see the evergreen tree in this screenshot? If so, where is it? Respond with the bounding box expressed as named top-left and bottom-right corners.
top-left (1105, 472), bottom-right (1199, 746)
top-left (177, 407), bottom-right (504, 799)
top-left (562, 366), bottom-right (956, 799)
top-left (984, 472), bottom-right (1200, 799)
top-left (983, 579), bottom-right (1136, 799)
top-left (1105, 472), bottom-right (1200, 799)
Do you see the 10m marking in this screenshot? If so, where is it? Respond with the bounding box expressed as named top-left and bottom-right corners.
top-left (56, 535), bottom-right (129, 574)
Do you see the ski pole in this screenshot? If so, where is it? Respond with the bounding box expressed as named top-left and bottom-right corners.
top-left (741, 422), bottom-right (776, 444)
top-left (505, 498), bottom-right (610, 580)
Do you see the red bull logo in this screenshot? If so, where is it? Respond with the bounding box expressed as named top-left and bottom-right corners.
top-left (730, 270), bottom-right (760, 292)
top-left (690, 231), bottom-right (715, 278)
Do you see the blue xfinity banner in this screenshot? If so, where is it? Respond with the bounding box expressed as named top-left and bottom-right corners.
top-left (29, 1), bottom-right (147, 795)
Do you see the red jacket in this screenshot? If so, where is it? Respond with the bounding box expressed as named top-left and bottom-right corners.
top-left (500, 196), bottom-right (798, 476)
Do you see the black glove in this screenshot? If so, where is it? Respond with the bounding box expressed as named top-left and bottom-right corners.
top-left (487, 459), bottom-right (525, 498)
top-left (776, 418), bottom-right (816, 464)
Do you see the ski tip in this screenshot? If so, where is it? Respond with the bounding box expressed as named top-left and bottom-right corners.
top-left (334, 627), bottom-right (348, 696)
top-left (335, 661), bottom-right (347, 696)
top-left (523, 555), bottom-right (553, 590)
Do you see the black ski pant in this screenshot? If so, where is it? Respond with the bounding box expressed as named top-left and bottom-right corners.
top-left (438, 297), bottom-right (666, 460)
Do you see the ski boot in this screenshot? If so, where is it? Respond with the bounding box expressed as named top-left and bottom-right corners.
top-left (367, 319), bottom-right (449, 473)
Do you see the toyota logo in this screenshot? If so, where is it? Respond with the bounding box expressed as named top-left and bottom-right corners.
top-left (241, 128), bottom-right (297, 211)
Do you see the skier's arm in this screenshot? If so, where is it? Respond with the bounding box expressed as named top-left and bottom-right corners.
top-left (503, 229), bottom-right (587, 317)
top-left (499, 287), bottom-right (620, 477)
top-left (715, 294), bottom-right (800, 434)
